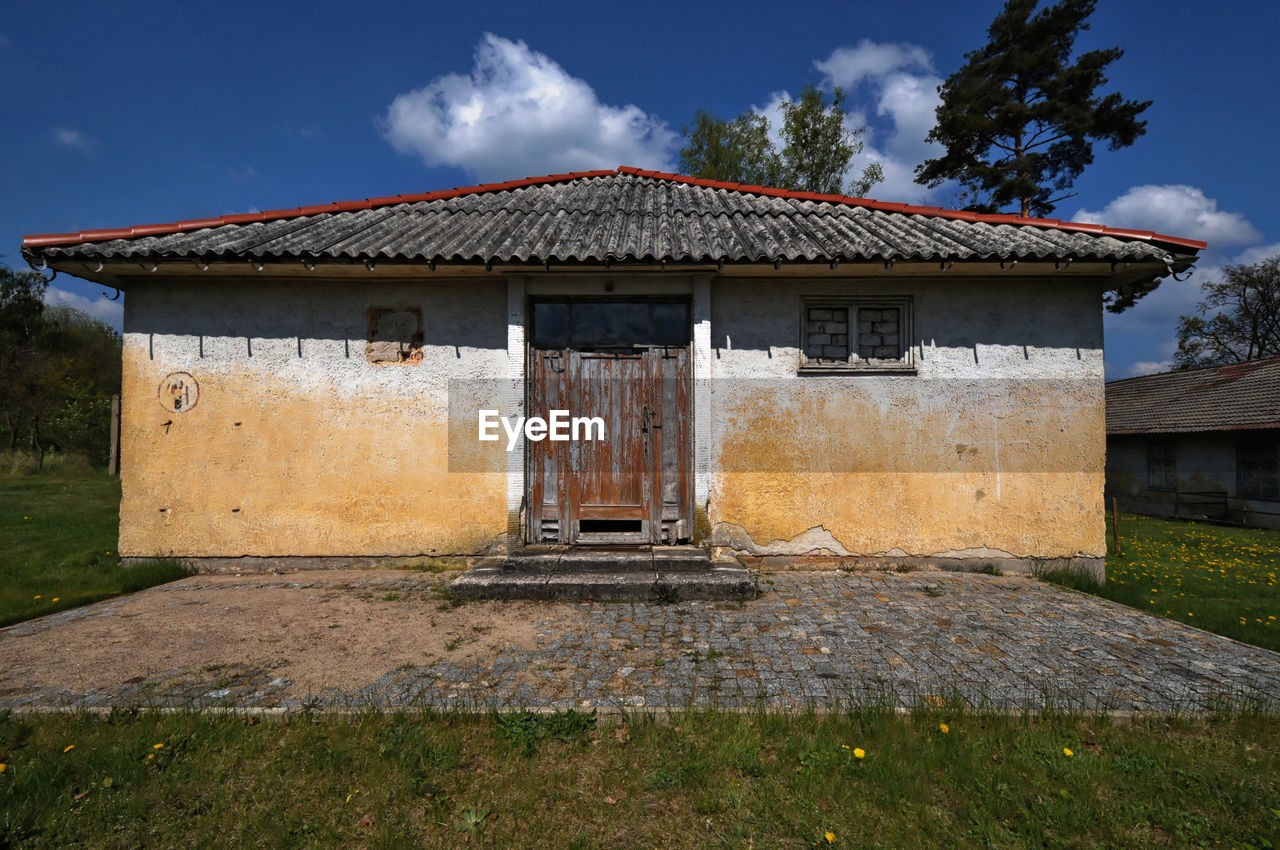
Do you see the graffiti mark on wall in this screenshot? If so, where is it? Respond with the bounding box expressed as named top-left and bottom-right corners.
top-left (158, 372), bottom-right (199, 413)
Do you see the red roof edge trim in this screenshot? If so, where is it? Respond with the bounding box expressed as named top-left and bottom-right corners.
top-left (21, 168), bottom-right (616, 249)
top-left (176, 217), bottom-right (229, 230)
top-left (21, 165), bottom-right (1207, 252)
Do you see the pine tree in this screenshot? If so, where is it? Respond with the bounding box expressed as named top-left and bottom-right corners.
top-left (915, 0), bottom-right (1150, 218)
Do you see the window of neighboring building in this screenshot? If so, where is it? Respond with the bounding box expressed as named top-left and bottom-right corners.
top-left (800, 297), bottom-right (913, 372)
top-left (1146, 440), bottom-right (1177, 491)
top-left (1237, 437), bottom-right (1279, 499)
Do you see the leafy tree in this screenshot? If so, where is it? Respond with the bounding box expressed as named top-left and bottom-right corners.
top-left (915, 0), bottom-right (1150, 218)
top-left (679, 85), bottom-right (882, 196)
top-left (0, 267), bottom-right (49, 454)
top-left (37, 306), bottom-right (123, 466)
top-left (1174, 255), bottom-right (1280, 369)
top-left (779, 86), bottom-right (882, 196)
top-left (0, 265), bottom-right (46, 341)
top-left (679, 110), bottom-right (781, 188)
top-left (0, 266), bottom-right (121, 467)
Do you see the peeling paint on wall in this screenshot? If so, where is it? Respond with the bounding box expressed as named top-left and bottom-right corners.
top-left (118, 273), bottom-right (1109, 566)
top-left (706, 277), bottom-right (1107, 560)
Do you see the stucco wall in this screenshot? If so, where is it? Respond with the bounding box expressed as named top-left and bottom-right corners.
top-left (119, 277), bottom-right (509, 559)
top-left (706, 277), bottom-right (1107, 560)
top-left (121, 272), bottom-right (1108, 563)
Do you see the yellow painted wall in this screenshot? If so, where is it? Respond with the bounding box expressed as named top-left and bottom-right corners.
top-left (118, 278), bottom-right (508, 559)
top-left (118, 274), bottom-right (1108, 562)
top-left (705, 277), bottom-right (1107, 559)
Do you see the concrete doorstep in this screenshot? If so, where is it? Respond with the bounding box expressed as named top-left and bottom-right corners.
top-left (450, 547), bottom-right (756, 601)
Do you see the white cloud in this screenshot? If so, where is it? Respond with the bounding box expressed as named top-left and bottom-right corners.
top-left (739, 42), bottom-right (945, 202)
top-left (43, 286), bottom-right (123, 328)
top-left (52, 127), bottom-right (97, 152)
top-left (815, 40), bottom-right (945, 203)
top-left (383, 34), bottom-right (677, 180)
top-left (1074, 185), bottom-right (1261, 247)
top-left (1128, 360), bottom-right (1173, 377)
top-left (816, 40), bottom-right (933, 89)
top-left (1231, 241), bottom-right (1280, 266)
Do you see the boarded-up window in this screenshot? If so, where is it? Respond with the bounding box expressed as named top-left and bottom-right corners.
top-left (801, 298), bottom-right (910, 368)
top-left (803, 306), bottom-right (850, 361)
top-left (1146, 439), bottom-right (1177, 491)
top-left (856, 307), bottom-right (902, 361)
top-left (1238, 438), bottom-right (1279, 499)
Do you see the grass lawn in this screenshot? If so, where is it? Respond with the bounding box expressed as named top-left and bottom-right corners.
top-left (1102, 512), bottom-right (1280, 653)
top-left (2, 707), bottom-right (1278, 848)
top-left (0, 471), bottom-right (186, 627)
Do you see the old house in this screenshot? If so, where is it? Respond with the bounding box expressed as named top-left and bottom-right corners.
top-left (22, 167), bottom-right (1203, 596)
top-left (1106, 357), bottom-right (1280, 528)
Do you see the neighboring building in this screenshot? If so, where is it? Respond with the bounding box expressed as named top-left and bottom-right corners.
top-left (1106, 357), bottom-right (1280, 528)
top-left (23, 167), bottom-right (1204, 579)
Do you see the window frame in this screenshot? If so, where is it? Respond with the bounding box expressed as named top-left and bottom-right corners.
top-left (1237, 436), bottom-right (1279, 499)
top-left (1145, 438), bottom-right (1177, 491)
top-left (797, 296), bottom-right (916, 374)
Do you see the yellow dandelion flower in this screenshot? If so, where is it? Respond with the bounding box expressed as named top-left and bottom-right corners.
top-left (33, 595), bottom-right (41, 600)
top-left (0, 763), bottom-right (6, 773)
top-left (52, 597), bottom-right (60, 603)
top-left (939, 723), bottom-right (949, 734)
top-left (63, 745), bottom-right (74, 753)
top-left (853, 748), bottom-right (866, 759)
top-left (1063, 747), bottom-right (1074, 757)
top-left (146, 753), bottom-right (154, 761)
top-left (825, 831), bottom-right (837, 844)
top-left (153, 743), bottom-right (164, 750)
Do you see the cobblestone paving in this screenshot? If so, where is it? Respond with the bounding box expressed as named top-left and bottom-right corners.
top-left (3, 570), bottom-right (1278, 713)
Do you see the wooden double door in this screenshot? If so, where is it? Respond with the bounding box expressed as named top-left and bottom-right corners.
top-left (527, 300), bottom-right (692, 545)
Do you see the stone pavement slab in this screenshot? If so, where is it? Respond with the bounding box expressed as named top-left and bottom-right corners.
top-left (1, 570), bottom-right (1277, 713)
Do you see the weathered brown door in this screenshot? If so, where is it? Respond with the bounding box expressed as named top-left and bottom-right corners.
top-left (528, 300), bottom-right (691, 545)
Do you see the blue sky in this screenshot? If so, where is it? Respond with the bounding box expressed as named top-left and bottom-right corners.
top-left (4, 0), bottom-right (1277, 378)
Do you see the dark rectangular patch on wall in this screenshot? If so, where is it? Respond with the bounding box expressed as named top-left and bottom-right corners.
top-left (366, 307), bottom-right (424, 365)
top-left (1238, 437), bottom-right (1279, 498)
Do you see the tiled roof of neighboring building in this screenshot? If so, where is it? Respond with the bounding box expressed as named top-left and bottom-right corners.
top-left (23, 166), bottom-right (1203, 268)
top-left (1106, 357), bottom-right (1280, 434)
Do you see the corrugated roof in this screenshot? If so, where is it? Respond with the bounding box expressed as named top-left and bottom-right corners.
top-left (23, 167), bottom-right (1203, 268)
top-left (1106, 357), bottom-right (1280, 434)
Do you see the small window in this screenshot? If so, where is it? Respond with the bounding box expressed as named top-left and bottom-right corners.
top-left (1146, 440), bottom-right (1177, 491)
top-left (1238, 438), bottom-right (1279, 499)
top-left (800, 297), bottom-right (912, 372)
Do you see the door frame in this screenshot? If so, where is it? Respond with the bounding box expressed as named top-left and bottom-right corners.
top-left (524, 295), bottom-right (693, 546)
